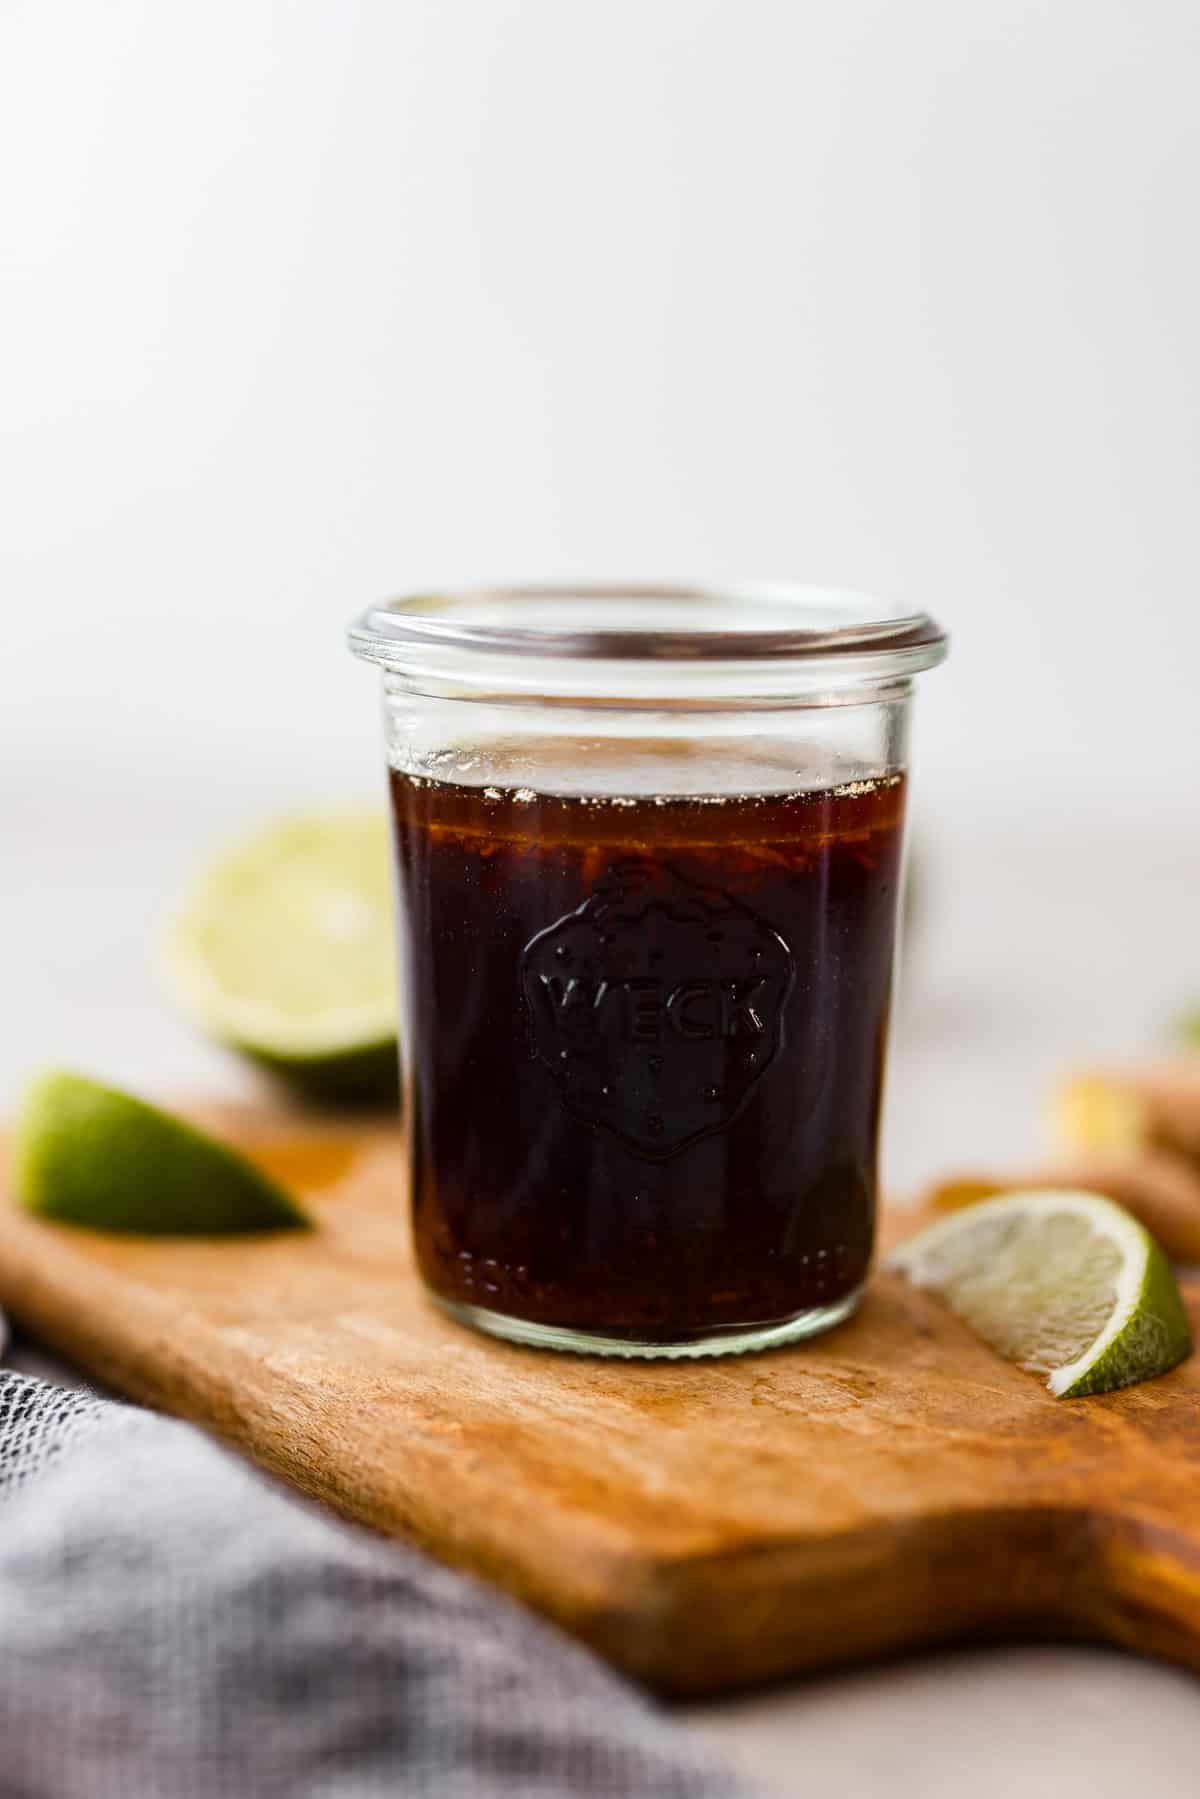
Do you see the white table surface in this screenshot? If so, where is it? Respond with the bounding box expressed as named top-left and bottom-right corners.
top-left (5, 762), bottom-right (1200, 1792)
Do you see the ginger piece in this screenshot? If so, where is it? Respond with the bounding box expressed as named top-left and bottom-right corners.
top-left (1056, 1063), bottom-right (1200, 1163)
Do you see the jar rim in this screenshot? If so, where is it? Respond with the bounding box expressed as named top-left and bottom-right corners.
top-left (348, 582), bottom-right (948, 671)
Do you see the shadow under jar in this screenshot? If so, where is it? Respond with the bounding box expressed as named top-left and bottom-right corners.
top-left (348, 585), bottom-right (947, 1357)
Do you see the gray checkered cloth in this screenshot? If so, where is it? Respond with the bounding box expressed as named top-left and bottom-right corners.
top-left (0, 1367), bottom-right (756, 1798)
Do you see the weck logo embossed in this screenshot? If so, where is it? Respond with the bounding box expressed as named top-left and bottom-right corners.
top-left (520, 860), bottom-right (795, 1159)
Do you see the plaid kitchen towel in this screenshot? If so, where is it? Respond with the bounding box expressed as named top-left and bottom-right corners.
top-left (0, 1367), bottom-right (757, 1799)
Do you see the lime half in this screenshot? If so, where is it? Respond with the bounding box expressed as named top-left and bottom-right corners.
top-left (888, 1189), bottom-right (1192, 1398)
top-left (15, 1071), bottom-right (309, 1234)
top-left (162, 811), bottom-right (397, 1102)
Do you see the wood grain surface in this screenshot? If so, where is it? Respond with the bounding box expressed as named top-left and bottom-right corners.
top-left (2, 1102), bottom-right (1199, 1697)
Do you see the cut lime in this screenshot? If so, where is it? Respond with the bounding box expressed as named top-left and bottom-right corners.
top-left (14, 1071), bottom-right (310, 1234)
top-left (162, 811), bottom-right (397, 1103)
top-left (888, 1190), bottom-right (1192, 1398)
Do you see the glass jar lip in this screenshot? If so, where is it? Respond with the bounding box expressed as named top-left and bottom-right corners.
top-left (348, 582), bottom-right (948, 670)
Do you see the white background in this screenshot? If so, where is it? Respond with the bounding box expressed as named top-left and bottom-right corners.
top-left (4, 5), bottom-right (1200, 1792)
top-left (4, 0), bottom-right (1199, 810)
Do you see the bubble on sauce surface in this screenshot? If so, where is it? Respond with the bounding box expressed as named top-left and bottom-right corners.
top-left (388, 729), bottom-right (901, 802)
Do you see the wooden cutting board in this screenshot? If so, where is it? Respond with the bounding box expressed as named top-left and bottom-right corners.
top-left (2, 1101), bottom-right (1200, 1697)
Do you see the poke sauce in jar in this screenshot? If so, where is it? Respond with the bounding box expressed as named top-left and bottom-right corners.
top-left (349, 586), bottom-right (947, 1356)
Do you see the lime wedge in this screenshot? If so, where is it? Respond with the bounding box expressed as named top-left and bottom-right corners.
top-left (14, 1071), bottom-right (309, 1234)
top-left (888, 1190), bottom-right (1192, 1398)
top-left (162, 811), bottom-right (397, 1102)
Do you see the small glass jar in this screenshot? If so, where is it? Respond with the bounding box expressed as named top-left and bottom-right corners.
top-left (348, 585), bottom-right (947, 1357)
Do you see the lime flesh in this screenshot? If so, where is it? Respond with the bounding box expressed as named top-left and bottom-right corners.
top-left (15, 1071), bottom-right (309, 1234)
top-left (888, 1189), bottom-right (1192, 1398)
top-left (162, 811), bottom-right (397, 1103)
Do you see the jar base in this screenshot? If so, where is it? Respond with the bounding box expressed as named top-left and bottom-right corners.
top-left (430, 1284), bottom-right (865, 1360)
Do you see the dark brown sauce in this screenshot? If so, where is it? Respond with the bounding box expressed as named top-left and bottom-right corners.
top-left (390, 770), bottom-right (906, 1342)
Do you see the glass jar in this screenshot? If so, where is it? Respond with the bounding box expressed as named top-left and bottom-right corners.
top-left (348, 585), bottom-right (947, 1357)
